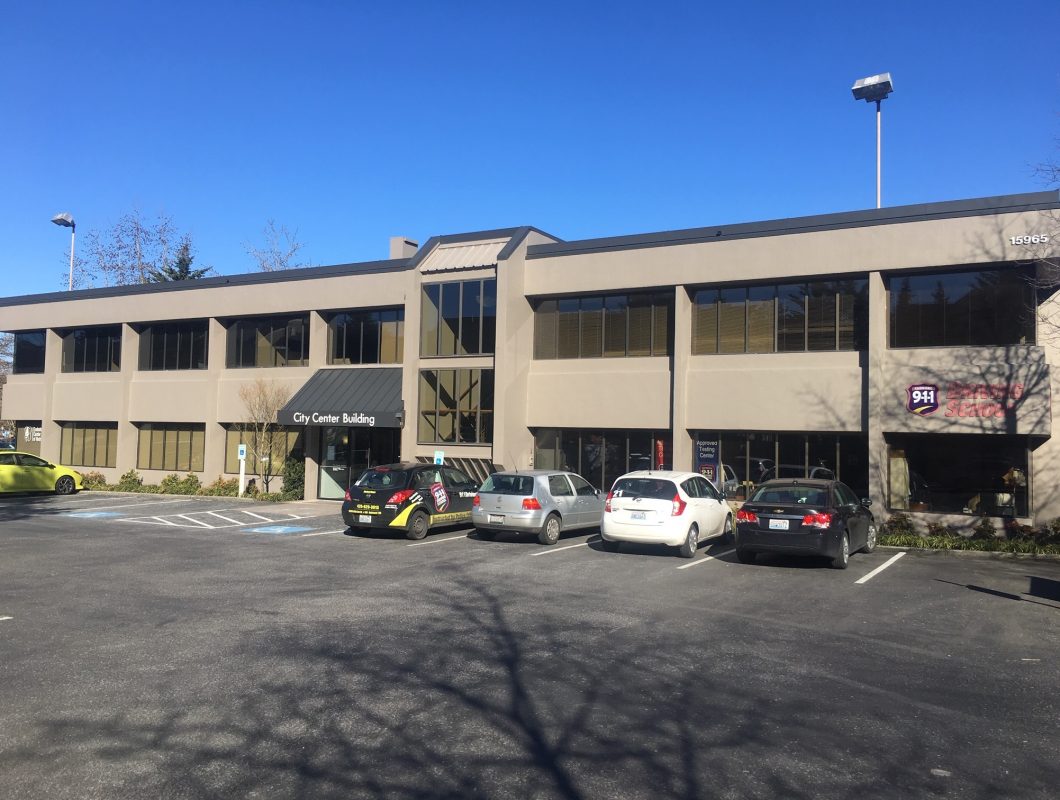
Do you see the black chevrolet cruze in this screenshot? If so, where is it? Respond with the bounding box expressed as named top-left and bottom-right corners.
top-left (734, 478), bottom-right (876, 569)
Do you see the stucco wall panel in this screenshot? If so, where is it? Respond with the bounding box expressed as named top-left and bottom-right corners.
top-left (127, 376), bottom-right (215, 422)
top-left (215, 370), bottom-right (315, 423)
top-left (1, 377), bottom-right (47, 420)
top-left (684, 353), bottom-right (863, 432)
top-left (51, 377), bottom-right (124, 421)
top-left (526, 359), bottom-right (671, 429)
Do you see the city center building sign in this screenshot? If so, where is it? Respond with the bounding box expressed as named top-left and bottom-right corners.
top-left (906, 381), bottom-right (1026, 419)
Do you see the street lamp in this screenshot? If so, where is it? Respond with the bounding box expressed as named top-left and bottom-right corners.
top-left (851, 72), bottom-right (894, 209)
top-left (51, 212), bottom-right (76, 291)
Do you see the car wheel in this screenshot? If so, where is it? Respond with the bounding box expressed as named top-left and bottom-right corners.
top-left (861, 523), bottom-right (878, 554)
top-left (831, 532), bottom-right (850, 570)
top-left (55, 476), bottom-right (76, 495)
top-left (678, 524), bottom-right (699, 558)
top-left (538, 513), bottom-right (562, 546)
top-left (736, 548), bottom-right (756, 564)
top-left (721, 514), bottom-right (734, 544)
top-left (600, 537), bottom-right (620, 552)
top-left (405, 510), bottom-right (429, 541)
top-left (477, 529), bottom-right (497, 541)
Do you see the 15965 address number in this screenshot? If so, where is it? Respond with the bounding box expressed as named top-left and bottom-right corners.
top-left (1009, 235), bottom-right (1050, 245)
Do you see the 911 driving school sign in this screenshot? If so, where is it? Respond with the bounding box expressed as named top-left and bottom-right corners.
top-left (906, 384), bottom-right (939, 415)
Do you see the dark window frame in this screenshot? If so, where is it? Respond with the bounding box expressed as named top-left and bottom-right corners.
top-left (533, 290), bottom-right (673, 360)
top-left (326, 307), bottom-right (405, 365)
top-left (417, 368), bottom-right (494, 445)
top-left (225, 314), bottom-right (311, 368)
top-left (60, 325), bottom-right (123, 373)
top-left (138, 320), bottom-right (209, 371)
top-left (419, 278), bottom-right (497, 358)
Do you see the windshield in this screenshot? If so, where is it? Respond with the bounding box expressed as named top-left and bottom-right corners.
top-left (479, 474), bottom-right (536, 495)
top-left (749, 486), bottom-right (830, 506)
top-left (354, 468), bottom-right (410, 490)
top-left (610, 478), bottom-right (676, 501)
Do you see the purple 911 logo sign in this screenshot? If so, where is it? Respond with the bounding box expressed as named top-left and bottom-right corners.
top-left (907, 384), bottom-right (939, 415)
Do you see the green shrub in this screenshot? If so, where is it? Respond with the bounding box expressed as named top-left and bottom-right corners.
top-left (198, 476), bottom-right (239, 496)
top-left (159, 473), bottom-right (201, 495)
top-left (116, 469), bottom-right (143, 492)
top-left (881, 512), bottom-right (916, 537)
top-left (280, 455), bottom-right (305, 501)
top-left (257, 492), bottom-right (285, 502)
top-left (971, 517), bottom-right (997, 540)
top-left (80, 471), bottom-right (108, 489)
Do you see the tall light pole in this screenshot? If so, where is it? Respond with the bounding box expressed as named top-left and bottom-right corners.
top-left (51, 212), bottom-right (76, 290)
top-left (851, 73), bottom-right (894, 209)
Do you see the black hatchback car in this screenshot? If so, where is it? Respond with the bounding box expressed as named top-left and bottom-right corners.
top-left (341, 462), bottom-right (480, 540)
top-left (734, 478), bottom-right (876, 569)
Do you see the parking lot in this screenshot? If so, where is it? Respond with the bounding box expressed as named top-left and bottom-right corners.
top-left (2, 490), bottom-right (1058, 799)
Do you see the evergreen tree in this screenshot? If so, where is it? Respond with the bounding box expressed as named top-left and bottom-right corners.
top-left (148, 236), bottom-right (211, 282)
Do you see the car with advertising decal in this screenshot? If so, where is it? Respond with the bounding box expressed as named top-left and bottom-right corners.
top-left (341, 462), bottom-right (479, 540)
top-left (734, 478), bottom-right (876, 569)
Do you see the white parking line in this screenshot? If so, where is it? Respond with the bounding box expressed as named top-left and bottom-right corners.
top-left (529, 541), bottom-right (590, 557)
top-left (300, 528), bottom-right (349, 537)
top-left (676, 549), bottom-right (735, 570)
top-left (406, 534), bottom-right (469, 547)
top-left (149, 516), bottom-right (179, 526)
top-left (61, 499), bottom-right (200, 512)
top-left (855, 551), bottom-right (906, 584)
top-left (0, 616), bottom-right (13, 622)
top-left (206, 511), bottom-right (245, 525)
top-left (176, 514), bottom-right (215, 528)
top-left (242, 511), bottom-right (276, 522)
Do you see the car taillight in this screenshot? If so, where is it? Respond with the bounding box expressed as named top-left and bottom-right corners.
top-left (344, 488), bottom-right (352, 501)
top-left (736, 508), bottom-right (758, 523)
top-left (671, 493), bottom-right (686, 516)
top-left (604, 491), bottom-right (614, 513)
top-left (522, 497), bottom-right (542, 510)
top-left (387, 489), bottom-right (415, 504)
top-left (472, 494), bottom-right (480, 506)
top-left (802, 512), bottom-right (832, 529)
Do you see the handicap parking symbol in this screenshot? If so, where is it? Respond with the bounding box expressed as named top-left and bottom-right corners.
top-left (246, 525), bottom-right (312, 535)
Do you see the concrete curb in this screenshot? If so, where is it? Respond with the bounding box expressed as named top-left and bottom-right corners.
top-left (878, 544), bottom-right (1060, 561)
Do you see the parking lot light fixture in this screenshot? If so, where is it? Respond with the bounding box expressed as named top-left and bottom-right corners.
top-left (51, 212), bottom-right (77, 291)
top-left (851, 73), bottom-right (894, 209)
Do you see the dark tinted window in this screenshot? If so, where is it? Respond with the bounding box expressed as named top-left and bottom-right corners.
top-left (568, 474), bottom-right (596, 496)
top-left (442, 467), bottom-right (473, 487)
top-left (611, 478), bottom-right (676, 500)
top-left (749, 485), bottom-right (830, 506)
top-left (12, 331), bottom-right (46, 374)
top-left (548, 475), bottom-right (573, 496)
top-left (139, 321), bottom-right (208, 370)
top-left (355, 468), bottom-right (411, 490)
top-left (480, 474), bottom-right (535, 495)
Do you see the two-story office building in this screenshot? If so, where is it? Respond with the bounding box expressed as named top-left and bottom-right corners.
top-left (3, 191), bottom-right (1059, 527)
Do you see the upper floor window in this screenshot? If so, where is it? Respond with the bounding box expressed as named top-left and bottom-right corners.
top-left (889, 265), bottom-right (1034, 348)
top-left (11, 330), bottom-right (46, 374)
top-left (138, 320), bottom-right (208, 371)
top-left (226, 314), bottom-right (310, 368)
top-left (327, 308), bottom-right (404, 365)
top-left (534, 291), bottom-right (673, 359)
top-left (420, 278), bottom-right (496, 357)
top-left (693, 279), bottom-right (867, 354)
top-left (61, 325), bottom-right (122, 372)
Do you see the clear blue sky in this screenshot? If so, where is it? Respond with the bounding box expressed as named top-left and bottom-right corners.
top-left (2, 1), bottom-right (1058, 297)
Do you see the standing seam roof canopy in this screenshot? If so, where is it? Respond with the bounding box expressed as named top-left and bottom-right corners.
top-left (277, 368), bottom-right (403, 427)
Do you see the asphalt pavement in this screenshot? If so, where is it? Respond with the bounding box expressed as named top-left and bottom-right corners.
top-left (1, 490), bottom-right (1058, 799)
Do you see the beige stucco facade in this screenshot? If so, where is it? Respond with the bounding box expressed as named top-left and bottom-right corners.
top-left (3, 193), bottom-right (1059, 529)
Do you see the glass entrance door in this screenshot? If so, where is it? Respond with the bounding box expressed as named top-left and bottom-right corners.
top-left (318, 426), bottom-right (401, 499)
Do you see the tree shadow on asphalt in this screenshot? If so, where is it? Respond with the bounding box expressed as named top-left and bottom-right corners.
top-left (3, 568), bottom-right (1055, 799)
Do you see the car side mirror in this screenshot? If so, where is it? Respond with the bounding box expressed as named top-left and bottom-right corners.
top-left (860, 498), bottom-right (873, 508)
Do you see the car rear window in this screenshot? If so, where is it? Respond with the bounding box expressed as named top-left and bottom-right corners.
top-left (611, 478), bottom-right (676, 500)
top-left (749, 486), bottom-right (830, 506)
top-left (354, 468), bottom-right (410, 490)
top-left (480, 474), bottom-right (535, 495)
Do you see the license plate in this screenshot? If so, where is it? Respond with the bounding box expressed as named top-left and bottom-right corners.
top-left (768, 518), bottom-right (789, 530)
top-left (488, 514), bottom-right (504, 524)
top-left (358, 515), bottom-right (372, 524)
top-left (631, 511), bottom-right (646, 521)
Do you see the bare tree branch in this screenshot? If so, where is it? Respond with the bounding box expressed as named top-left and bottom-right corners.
top-left (237, 379), bottom-right (293, 492)
top-left (245, 220), bottom-right (307, 272)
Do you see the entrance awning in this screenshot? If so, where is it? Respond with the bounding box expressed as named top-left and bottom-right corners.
top-left (277, 368), bottom-right (403, 428)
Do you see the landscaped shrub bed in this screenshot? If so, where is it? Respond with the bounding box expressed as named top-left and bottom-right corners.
top-left (879, 511), bottom-right (1060, 555)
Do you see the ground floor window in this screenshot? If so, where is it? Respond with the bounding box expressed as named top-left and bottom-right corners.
top-left (60, 422), bottom-right (118, 468)
top-left (887, 434), bottom-right (1030, 516)
top-left (697, 430), bottom-right (868, 499)
top-left (135, 423), bottom-right (206, 472)
top-left (533, 428), bottom-right (672, 492)
top-left (223, 425), bottom-right (303, 475)
top-left (318, 426), bottom-right (400, 499)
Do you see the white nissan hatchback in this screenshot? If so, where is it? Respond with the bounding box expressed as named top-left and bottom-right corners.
top-left (601, 470), bottom-right (734, 558)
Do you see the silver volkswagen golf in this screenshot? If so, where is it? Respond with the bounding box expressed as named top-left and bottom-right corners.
top-left (472, 470), bottom-right (605, 545)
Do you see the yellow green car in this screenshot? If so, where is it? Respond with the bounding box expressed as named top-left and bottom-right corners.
top-left (0, 451), bottom-right (84, 495)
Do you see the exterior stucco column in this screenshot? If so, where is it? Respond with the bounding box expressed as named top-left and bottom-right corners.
top-left (866, 271), bottom-right (889, 514)
top-left (39, 329), bottom-right (63, 462)
top-left (671, 286), bottom-right (693, 471)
